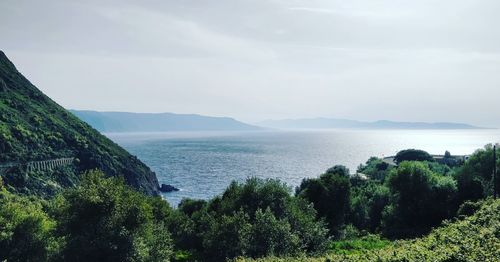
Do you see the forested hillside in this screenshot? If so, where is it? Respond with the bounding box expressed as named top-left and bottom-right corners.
top-left (0, 51), bottom-right (159, 196)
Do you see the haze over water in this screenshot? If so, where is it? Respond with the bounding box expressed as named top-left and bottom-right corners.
top-left (108, 129), bottom-right (500, 207)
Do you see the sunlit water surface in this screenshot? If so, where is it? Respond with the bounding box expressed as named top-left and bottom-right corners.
top-left (106, 129), bottom-right (500, 207)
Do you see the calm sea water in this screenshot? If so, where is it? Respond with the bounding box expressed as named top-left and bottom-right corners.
top-left (107, 129), bottom-right (500, 207)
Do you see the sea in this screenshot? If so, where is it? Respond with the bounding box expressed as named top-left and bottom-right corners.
top-left (106, 129), bottom-right (500, 207)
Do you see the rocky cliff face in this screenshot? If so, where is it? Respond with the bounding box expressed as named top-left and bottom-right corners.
top-left (0, 51), bottom-right (159, 196)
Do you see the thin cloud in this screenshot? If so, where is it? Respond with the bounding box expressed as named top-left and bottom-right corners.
top-left (1, 0), bottom-right (499, 126)
top-left (288, 7), bottom-right (340, 15)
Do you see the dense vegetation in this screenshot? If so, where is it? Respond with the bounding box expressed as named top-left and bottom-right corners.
top-left (394, 149), bottom-right (434, 164)
top-left (0, 172), bottom-right (172, 261)
top-left (237, 198), bottom-right (500, 262)
top-left (168, 178), bottom-right (329, 261)
top-left (0, 171), bottom-right (327, 261)
top-left (0, 51), bottom-right (159, 196)
top-left (1, 144), bottom-right (498, 261)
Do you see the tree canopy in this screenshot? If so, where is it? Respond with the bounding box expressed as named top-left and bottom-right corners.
top-left (394, 149), bottom-right (434, 164)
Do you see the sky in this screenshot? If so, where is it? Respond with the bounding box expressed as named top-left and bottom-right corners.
top-left (1, 0), bottom-right (499, 126)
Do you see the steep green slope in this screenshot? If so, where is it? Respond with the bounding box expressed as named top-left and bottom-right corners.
top-left (238, 199), bottom-right (500, 262)
top-left (0, 51), bottom-right (159, 196)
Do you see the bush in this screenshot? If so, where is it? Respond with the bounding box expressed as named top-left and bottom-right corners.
top-left (202, 210), bottom-right (252, 260)
top-left (0, 188), bottom-right (57, 261)
top-left (454, 144), bottom-right (499, 202)
top-left (382, 162), bottom-right (457, 238)
top-left (53, 170), bottom-right (173, 261)
top-left (456, 200), bottom-right (482, 218)
top-left (348, 181), bottom-right (390, 232)
top-left (296, 165), bottom-right (351, 236)
top-left (394, 149), bottom-right (434, 164)
top-left (248, 208), bottom-right (301, 257)
top-left (326, 165), bottom-right (350, 176)
top-left (327, 234), bottom-right (390, 255)
top-left (237, 199), bottom-right (500, 262)
top-left (169, 178), bottom-right (328, 260)
top-left (210, 178), bottom-right (292, 218)
top-left (356, 157), bottom-right (392, 181)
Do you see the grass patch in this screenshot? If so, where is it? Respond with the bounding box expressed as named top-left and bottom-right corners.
top-left (327, 235), bottom-right (391, 255)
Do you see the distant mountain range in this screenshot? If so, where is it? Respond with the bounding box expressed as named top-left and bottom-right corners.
top-left (70, 110), bottom-right (261, 132)
top-left (257, 118), bottom-right (486, 130)
top-left (72, 111), bottom-right (487, 133)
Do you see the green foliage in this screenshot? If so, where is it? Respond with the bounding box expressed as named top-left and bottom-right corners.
top-left (382, 161), bottom-right (458, 238)
top-left (3, 164), bottom-right (80, 198)
top-left (456, 200), bottom-right (482, 218)
top-left (236, 199), bottom-right (500, 262)
top-left (357, 157), bottom-right (393, 181)
top-left (0, 51), bottom-right (158, 196)
top-left (454, 144), bottom-right (499, 202)
top-left (211, 178), bottom-right (292, 218)
top-left (234, 148), bottom-right (497, 261)
top-left (296, 161), bottom-right (460, 240)
top-left (348, 181), bottom-right (390, 232)
top-left (0, 170), bottom-right (173, 262)
top-left (327, 234), bottom-right (390, 255)
top-left (202, 210), bottom-right (252, 260)
top-left (296, 165), bottom-right (351, 236)
top-left (394, 149), bottom-right (434, 164)
top-left (248, 208), bottom-right (301, 257)
top-left (439, 150), bottom-right (464, 167)
top-left (325, 165), bottom-right (350, 176)
top-left (0, 187), bottom-right (58, 261)
top-left (168, 178), bottom-right (328, 261)
top-left (425, 160), bottom-right (452, 175)
top-left (172, 250), bottom-right (196, 261)
top-left (53, 170), bottom-right (173, 261)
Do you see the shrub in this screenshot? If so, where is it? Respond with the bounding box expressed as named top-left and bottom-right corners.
top-left (296, 165), bottom-right (351, 236)
top-left (170, 178), bottom-right (328, 260)
top-left (454, 144), bottom-right (499, 202)
top-left (357, 157), bottom-right (392, 181)
top-left (394, 149), bottom-right (434, 164)
top-left (327, 234), bottom-right (390, 255)
top-left (0, 188), bottom-right (57, 261)
top-left (382, 162), bottom-right (457, 238)
top-left (202, 210), bottom-right (252, 260)
top-left (53, 170), bottom-right (173, 261)
top-left (248, 208), bottom-right (301, 257)
top-left (236, 199), bottom-right (500, 262)
top-left (456, 200), bottom-right (482, 218)
top-left (348, 181), bottom-right (390, 232)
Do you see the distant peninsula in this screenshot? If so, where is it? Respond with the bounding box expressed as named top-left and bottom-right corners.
top-left (70, 110), bottom-right (261, 132)
top-left (258, 118), bottom-right (486, 130)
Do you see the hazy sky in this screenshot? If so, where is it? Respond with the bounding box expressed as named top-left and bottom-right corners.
top-left (1, 0), bottom-right (499, 126)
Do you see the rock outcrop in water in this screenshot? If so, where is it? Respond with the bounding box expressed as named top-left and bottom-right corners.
top-left (159, 184), bottom-right (179, 192)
